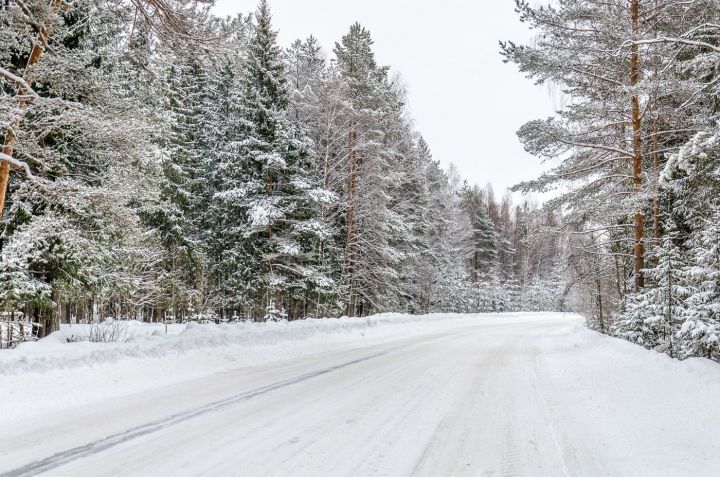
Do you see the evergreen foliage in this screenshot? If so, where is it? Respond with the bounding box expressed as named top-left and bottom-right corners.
top-left (0, 0), bottom-right (569, 336)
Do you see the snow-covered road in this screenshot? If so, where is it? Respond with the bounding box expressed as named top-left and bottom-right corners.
top-left (2, 313), bottom-right (720, 476)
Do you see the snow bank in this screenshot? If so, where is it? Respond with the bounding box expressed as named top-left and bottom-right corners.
top-left (0, 313), bottom-right (546, 424)
top-left (0, 313), bottom-right (489, 376)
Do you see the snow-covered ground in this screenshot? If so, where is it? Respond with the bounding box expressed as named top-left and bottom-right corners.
top-left (1, 313), bottom-right (720, 476)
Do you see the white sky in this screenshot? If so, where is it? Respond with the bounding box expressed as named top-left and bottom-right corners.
top-left (213, 0), bottom-right (557, 195)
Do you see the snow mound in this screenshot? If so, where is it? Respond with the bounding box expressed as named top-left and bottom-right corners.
top-left (0, 313), bottom-right (486, 377)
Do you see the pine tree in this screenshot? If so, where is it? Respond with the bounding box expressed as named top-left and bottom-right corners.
top-left (0, 0), bottom-right (167, 332)
top-left (504, 0), bottom-right (720, 323)
top-left (333, 23), bottom-right (403, 316)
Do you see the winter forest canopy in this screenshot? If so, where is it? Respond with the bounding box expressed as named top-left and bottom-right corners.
top-left (0, 0), bottom-right (566, 340)
top-left (2, 0), bottom-right (720, 365)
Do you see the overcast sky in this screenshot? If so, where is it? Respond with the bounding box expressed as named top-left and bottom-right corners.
top-left (213, 0), bottom-right (556, 195)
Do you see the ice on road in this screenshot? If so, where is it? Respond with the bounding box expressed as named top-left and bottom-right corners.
top-left (2, 313), bottom-right (719, 476)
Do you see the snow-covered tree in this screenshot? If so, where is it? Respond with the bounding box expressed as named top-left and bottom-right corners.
top-left (207, 1), bottom-right (336, 320)
top-left (678, 204), bottom-right (720, 360)
top-left (615, 224), bottom-right (692, 357)
top-left (460, 184), bottom-right (499, 281)
top-left (0, 0), bottom-right (172, 333)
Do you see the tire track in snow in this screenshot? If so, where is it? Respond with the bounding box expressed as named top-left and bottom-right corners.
top-left (526, 345), bottom-right (582, 477)
top-left (0, 349), bottom-right (396, 477)
top-left (500, 406), bottom-right (519, 477)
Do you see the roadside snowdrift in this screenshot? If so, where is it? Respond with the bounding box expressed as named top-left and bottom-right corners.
top-left (0, 313), bottom-right (562, 424)
top-left (1, 313), bottom-right (503, 376)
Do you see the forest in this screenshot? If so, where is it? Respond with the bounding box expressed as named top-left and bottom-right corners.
top-left (2, 0), bottom-right (720, 365)
top-left (504, 0), bottom-right (720, 361)
top-left (0, 0), bottom-right (565, 340)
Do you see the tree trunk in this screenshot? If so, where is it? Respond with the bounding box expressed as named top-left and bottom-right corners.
top-left (652, 118), bottom-right (661, 240)
top-left (630, 0), bottom-right (645, 290)
top-left (596, 277), bottom-right (605, 333)
top-left (267, 170), bottom-right (273, 239)
top-left (344, 127), bottom-right (358, 316)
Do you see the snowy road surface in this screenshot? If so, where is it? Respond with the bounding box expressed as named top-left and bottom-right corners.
top-left (2, 313), bottom-right (720, 476)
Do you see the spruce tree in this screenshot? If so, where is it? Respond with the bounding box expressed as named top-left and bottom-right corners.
top-left (150, 55), bottom-right (213, 319)
top-left (208, 1), bottom-right (335, 320)
top-left (615, 222), bottom-right (692, 357)
top-left (460, 184), bottom-right (499, 281)
top-left (679, 204), bottom-right (720, 360)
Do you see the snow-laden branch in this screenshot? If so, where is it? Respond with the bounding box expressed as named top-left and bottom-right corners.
top-left (624, 37), bottom-right (720, 54)
top-left (551, 134), bottom-right (634, 159)
top-left (0, 67), bottom-right (37, 97)
top-left (0, 151), bottom-right (36, 179)
top-left (12, 0), bottom-right (42, 32)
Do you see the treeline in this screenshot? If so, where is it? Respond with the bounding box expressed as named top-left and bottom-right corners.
top-left (0, 0), bottom-right (566, 337)
top-left (505, 0), bottom-right (720, 361)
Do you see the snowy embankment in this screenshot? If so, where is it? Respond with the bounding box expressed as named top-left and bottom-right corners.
top-left (0, 312), bottom-right (523, 425)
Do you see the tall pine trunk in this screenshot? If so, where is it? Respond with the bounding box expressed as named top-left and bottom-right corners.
top-left (652, 118), bottom-right (661, 240)
top-left (630, 0), bottom-right (645, 290)
top-left (344, 127), bottom-right (358, 316)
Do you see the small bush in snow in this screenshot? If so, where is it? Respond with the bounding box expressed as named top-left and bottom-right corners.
top-left (87, 320), bottom-right (132, 343)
